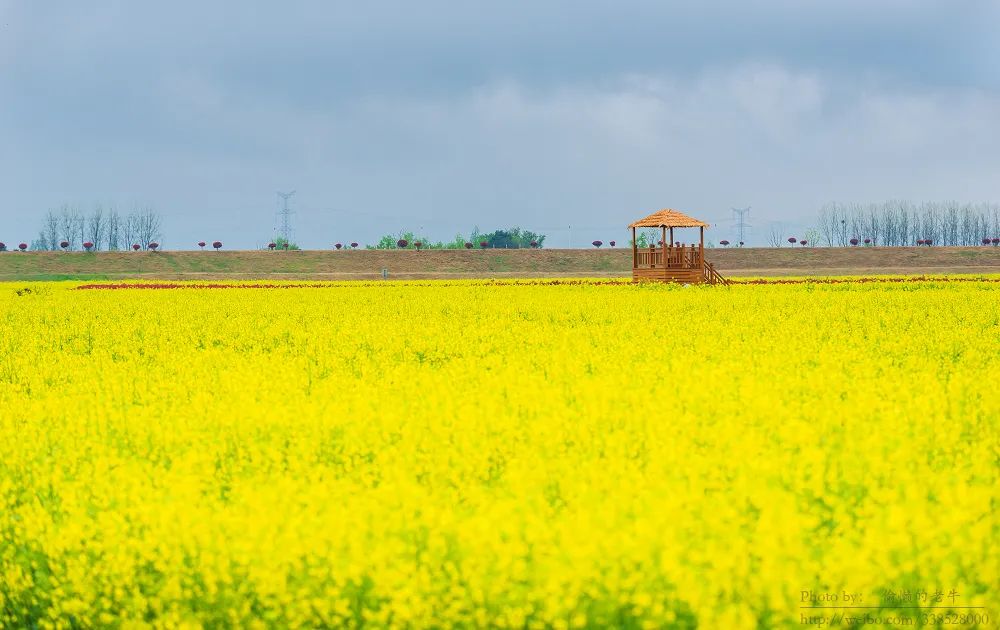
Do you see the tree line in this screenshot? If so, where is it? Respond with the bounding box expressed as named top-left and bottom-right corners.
top-left (817, 201), bottom-right (1000, 247)
top-left (30, 206), bottom-right (163, 251)
top-left (10, 201), bottom-right (1000, 252)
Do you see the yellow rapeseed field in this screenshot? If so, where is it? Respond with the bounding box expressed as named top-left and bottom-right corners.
top-left (0, 279), bottom-right (997, 628)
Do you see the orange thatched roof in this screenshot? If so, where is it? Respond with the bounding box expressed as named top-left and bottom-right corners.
top-left (628, 209), bottom-right (708, 228)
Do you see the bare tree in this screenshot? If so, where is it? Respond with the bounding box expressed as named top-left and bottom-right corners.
top-left (106, 208), bottom-right (122, 250)
top-left (58, 205), bottom-right (85, 250)
top-left (847, 203), bottom-right (865, 244)
top-left (120, 212), bottom-right (138, 249)
top-left (896, 202), bottom-right (911, 246)
top-left (882, 200), bottom-right (907, 246)
top-left (766, 223), bottom-right (785, 247)
top-left (132, 207), bottom-right (163, 249)
top-left (918, 203), bottom-right (939, 243)
top-left (864, 205), bottom-right (881, 245)
top-left (86, 206), bottom-right (107, 250)
top-left (42, 210), bottom-right (60, 250)
top-left (818, 204), bottom-right (840, 248)
top-left (803, 228), bottom-right (821, 246)
top-left (941, 202), bottom-right (959, 245)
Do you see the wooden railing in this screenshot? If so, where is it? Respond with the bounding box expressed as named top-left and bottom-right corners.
top-left (634, 245), bottom-right (703, 269)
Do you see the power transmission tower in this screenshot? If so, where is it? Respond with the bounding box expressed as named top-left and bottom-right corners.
top-left (732, 207), bottom-right (751, 244)
top-left (277, 191), bottom-right (296, 243)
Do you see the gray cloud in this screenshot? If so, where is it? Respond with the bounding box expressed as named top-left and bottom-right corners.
top-left (2, 1), bottom-right (998, 247)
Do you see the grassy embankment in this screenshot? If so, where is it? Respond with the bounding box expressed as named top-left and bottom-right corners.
top-left (2, 247), bottom-right (1000, 281)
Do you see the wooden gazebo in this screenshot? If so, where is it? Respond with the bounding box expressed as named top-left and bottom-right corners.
top-left (629, 209), bottom-right (727, 284)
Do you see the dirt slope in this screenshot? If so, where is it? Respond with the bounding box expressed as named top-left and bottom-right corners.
top-left (1, 247), bottom-right (999, 281)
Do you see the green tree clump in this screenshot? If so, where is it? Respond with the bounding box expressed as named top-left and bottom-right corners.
top-left (273, 236), bottom-right (300, 250)
top-left (367, 228), bottom-right (546, 249)
top-left (469, 227), bottom-right (545, 249)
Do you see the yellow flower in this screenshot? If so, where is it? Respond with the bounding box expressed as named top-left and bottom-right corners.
top-left (0, 278), bottom-right (997, 628)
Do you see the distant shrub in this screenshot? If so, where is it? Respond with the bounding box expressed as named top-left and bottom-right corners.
top-left (0, 242), bottom-right (5, 252)
top-left (800, 240), bottom-right (808, 246)
top-left (479, 241), bottom-right (488, 248)
top-left (592, 240), bottom-right (602, 248)
top-left (849, 238), bottom-right (859, 246)
top-left (335, 243), bottom-right (342, 250)
top-left (268, 242), bottom-right (276, 250)
top-left (787, 237), bottom-right (797, 244)
top-left (983, 238), bottom-right (992, 245)
top-left (148, 242), bottom-right (159, 251)
top-left (465, 242), bottom-right (473, 249)
top-left (530, 241), bottom-right (538, 248)
top-left (198, 241), bottom-right (206, 250)
top-left (350, 242), bottom-right (359, 248)
top-left (18, 243), bottom-right (27, 251)
top-left (719, 240), bottom-right (730, 246)
top-left (992, 238), bottom-right (1000, 245)
top-left (212, 241), bottom-right (222, 250)
top-left (83, 242), bottom-right (94, 251)
top-left (396, 239), bottom-right (408, 248)
top-left (132, 244), bottom-right (141, 251)
top-left (414, 241), bottom-right (422, 250)
top-left (60, 241), bottom-right (69, 250)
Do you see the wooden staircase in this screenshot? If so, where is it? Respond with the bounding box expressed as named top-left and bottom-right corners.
top-left (703, 261), bottom-right (729, 286)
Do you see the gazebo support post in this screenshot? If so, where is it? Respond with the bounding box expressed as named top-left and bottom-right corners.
top-left (699, 226), bottom-right (704, 268)
top-left (631, 227), bottom-right (637, 270)
top-left (661, 226), bottom-right (666, 268)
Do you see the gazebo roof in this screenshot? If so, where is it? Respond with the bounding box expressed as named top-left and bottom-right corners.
top-left (628, 209), bottom-right (708, 228)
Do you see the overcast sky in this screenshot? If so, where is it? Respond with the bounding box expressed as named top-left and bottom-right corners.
top-left (2, 1), bottom-right (998, 248)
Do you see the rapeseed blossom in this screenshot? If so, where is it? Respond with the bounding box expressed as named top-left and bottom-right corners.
top-left (0, 279), bottom-right (997, 628)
